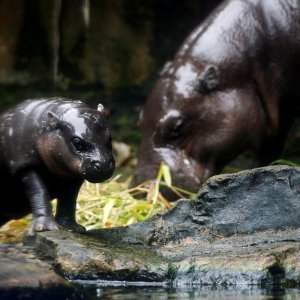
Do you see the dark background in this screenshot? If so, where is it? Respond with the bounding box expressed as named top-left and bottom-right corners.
top-left (0, 0), bottom-right (220, 103)
top-left (0, 0), bottom-right (299, 164)
top-left (0, 0), bottom-right (222, 151)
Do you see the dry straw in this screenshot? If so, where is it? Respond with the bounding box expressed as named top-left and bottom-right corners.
top-left (0, 163), bottom-right (195, 243)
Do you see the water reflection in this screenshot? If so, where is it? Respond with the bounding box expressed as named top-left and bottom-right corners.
top-left (72, 280), bottom-right (300, 300)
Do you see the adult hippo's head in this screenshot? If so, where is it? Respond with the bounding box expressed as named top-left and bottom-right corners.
top-left (132, 57), bottom-right (268, 199)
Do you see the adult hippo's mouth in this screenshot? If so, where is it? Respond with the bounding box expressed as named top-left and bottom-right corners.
top-left (131, 146), bottom-right (214, 201)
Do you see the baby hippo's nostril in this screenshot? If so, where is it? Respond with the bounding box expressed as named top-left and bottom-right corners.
top-left (93, 160), bottom-right (115, 172)
top-left (94, 162), bottom-right (101, 171)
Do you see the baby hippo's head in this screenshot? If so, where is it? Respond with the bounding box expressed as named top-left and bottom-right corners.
top-left (37, 102), bottom-right (115, 183)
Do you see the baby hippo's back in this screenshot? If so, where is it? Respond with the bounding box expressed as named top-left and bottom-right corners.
top-left (0, 98), bottom-right (75, 171)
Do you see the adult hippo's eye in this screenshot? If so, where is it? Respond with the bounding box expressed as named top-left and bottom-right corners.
top-left (72, 137), bottom-right (90, 153)
top-left (170, 118), bottom-right (188, 140)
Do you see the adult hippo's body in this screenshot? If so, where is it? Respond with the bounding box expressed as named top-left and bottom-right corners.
top-left (0, 98), bottom-right (115, 235)
top-left (133, 0), bottom-right (300, 199)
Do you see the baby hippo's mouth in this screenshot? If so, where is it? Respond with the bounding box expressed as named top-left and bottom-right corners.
top-left (82, 159), bottom-right (115, 183)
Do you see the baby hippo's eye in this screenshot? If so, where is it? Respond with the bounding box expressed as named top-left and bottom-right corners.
top-left (72, 137), bottom-right (90, 152)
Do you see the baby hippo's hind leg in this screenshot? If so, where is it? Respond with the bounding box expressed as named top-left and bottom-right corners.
top-left (55, 182), bottom-right (86, 233)
top-left (21, 171), bottom-right (60, 236)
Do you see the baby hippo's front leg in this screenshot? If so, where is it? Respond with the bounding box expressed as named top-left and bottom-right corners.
top-left (21, 170), bottom-right (60, 236)
top-left (55, 182), bottom-right (86, 233)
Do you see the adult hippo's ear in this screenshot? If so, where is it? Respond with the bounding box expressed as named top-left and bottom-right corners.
top-left (47, 112), bottom-right (61, 130)
top-left (197, 65), bottom-right (220, 93)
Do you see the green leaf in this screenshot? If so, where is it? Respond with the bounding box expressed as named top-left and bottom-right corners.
top-left (270, 159), bottom-right (299, 167)
top-left (161, 163), bottom-right (172, 186)
top-left (156, 163), bottom-right (164, 182)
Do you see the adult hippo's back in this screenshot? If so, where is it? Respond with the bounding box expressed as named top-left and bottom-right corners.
top-left (132, 0), bottom-right (300, 199)
top-left (0, 98), bottom-right (115, 235)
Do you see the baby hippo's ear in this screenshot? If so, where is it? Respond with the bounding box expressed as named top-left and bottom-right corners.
top-left (97, 103), bottom-right (105, 114)
top-left (47, 112), bottom-right (61, 129)
top-left (97, 103), bottom-right (114, 117)
top-left (97, 103), bottom-right (105, 113)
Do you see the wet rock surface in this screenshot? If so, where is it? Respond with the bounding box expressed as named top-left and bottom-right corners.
top-left (28, 227), bottom-right (300, 287)
top-left (26, 230), bottom-right (169, 282)
top-left (0, 243), bottom-right (77, 299)
top-left (3, 166), bottom-right (300, 292)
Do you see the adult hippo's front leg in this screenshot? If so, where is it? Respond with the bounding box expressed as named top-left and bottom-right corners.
top-left (21, 170), bottom-right (60, 236)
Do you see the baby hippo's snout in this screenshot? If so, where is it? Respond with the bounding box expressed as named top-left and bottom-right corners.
top-left (84, 157), bottom-right (115, 183)
top-left (93, 159), bottom-right (115, 174)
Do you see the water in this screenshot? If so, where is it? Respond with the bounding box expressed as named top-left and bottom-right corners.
top-left (71, 280), bottom-right (300, 300)
top-left (1, 280), bottom-right (299, 300)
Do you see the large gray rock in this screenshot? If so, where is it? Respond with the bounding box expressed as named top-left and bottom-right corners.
top-left (88, 165), bottom-right (300, 245)
top-left (194, 165), bottom-right (300, 235)
top-left (21, 165), bottom-right (300, 287)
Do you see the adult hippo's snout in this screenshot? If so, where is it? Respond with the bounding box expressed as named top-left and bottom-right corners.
top-left (132, 141), bottom-right (216, 200)
top-left (132, 0), bottom-right (300, 200)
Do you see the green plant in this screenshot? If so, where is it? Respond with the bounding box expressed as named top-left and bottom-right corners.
top-left (270, 159), bottom-right (299, 167)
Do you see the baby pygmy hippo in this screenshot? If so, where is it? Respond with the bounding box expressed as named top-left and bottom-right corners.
top-left (0, 97), bottom-right (115, 236)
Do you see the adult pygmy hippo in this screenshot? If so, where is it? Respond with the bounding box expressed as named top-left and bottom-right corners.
top-left (132, 0), bottom-right (300, 200)
top-left (0, 98), bottom-right (115, 235)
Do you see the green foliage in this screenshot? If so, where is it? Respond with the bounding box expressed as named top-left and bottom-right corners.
top-left (270, 159), bottom-right (299, 167)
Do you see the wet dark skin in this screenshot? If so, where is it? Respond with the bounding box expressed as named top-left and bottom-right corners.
top-left (132, 0), bottom-right (300, 200)
top-left (0, 98), bottom-right (115, 235)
